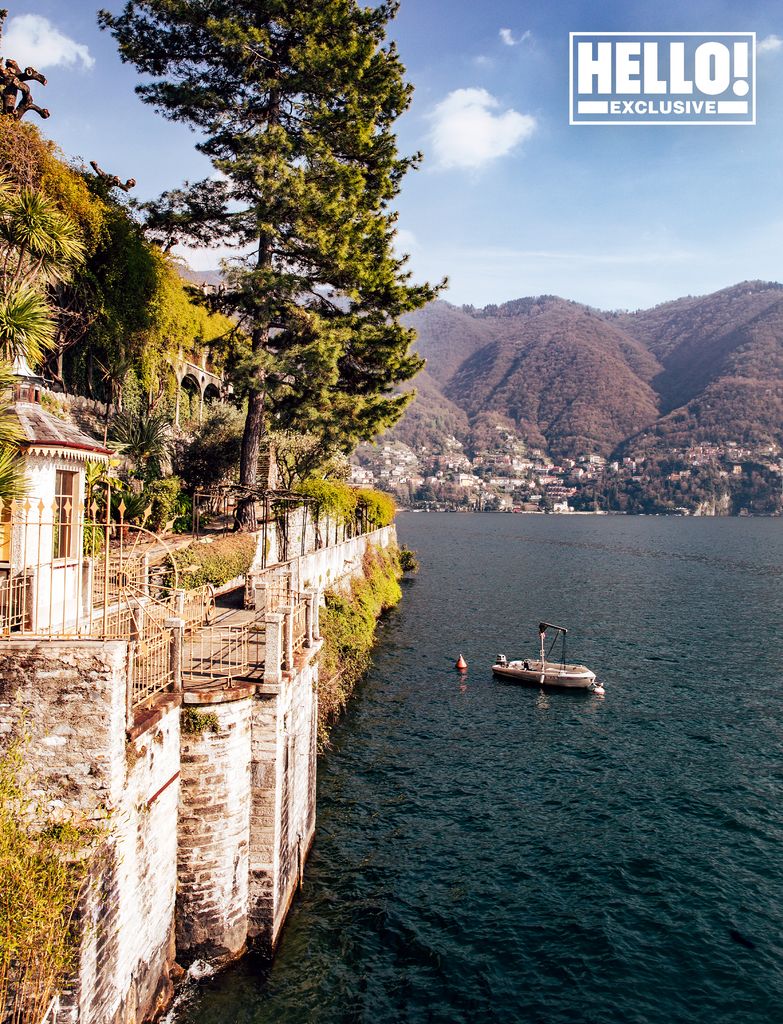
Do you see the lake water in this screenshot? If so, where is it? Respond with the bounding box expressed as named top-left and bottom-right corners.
top-left (174, 513), bottom-right (783, 1024)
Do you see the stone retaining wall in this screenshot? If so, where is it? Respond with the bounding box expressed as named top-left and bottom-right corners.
top-left (177, 694), bottom-right (253, 965)
top-left (0, 524), bottom-right (397, 1021)
top-left (0, 641), bottom-right (180, 1024)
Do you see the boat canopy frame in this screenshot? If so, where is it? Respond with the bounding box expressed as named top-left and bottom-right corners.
top-left (539, 621), bottom-right (568, 669)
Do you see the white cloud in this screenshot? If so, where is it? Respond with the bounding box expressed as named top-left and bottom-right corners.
top-left (428, 88), bottom-right (536, 170)
top-left (2, 14), bottom-right (94, 71)
top-left (499, 28), bottom-right (531, 47)
top-left (757, 35), bottom-right (783, 55)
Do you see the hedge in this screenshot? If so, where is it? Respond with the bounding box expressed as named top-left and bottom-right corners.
top-left (167, 534), bottom-right (257, 590)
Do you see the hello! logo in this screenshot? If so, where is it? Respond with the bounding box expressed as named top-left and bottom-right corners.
top-left (569, 33), bottom-right (755, 125)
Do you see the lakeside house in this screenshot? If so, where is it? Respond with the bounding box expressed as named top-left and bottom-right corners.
top-left (1, 360), bottom-right (112, 636)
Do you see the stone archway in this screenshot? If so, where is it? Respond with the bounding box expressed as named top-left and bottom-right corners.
top-left (175, 372), bottom-right (202, 426)
top-left (203, 381), bottom-right (221, 417)
top-left (172, 354), bottom-right (226, 426)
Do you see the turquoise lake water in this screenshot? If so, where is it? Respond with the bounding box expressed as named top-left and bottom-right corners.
top-left (175, 513), bottom-right (783, 1023)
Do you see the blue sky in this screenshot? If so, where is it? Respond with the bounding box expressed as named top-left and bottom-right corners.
top-left (3, 0), bottom-right (783, 309)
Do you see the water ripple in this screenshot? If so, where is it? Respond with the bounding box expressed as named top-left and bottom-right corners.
top-left (177, 515), bottom-right (783, 1024)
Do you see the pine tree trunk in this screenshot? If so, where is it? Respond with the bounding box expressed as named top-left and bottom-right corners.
top-left (236, 383), bottom-right (265, 530)
top-left (236, 81), bottom-right (278, 532)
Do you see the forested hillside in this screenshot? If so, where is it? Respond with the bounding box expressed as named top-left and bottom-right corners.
top-left (393, 282), bottom-right (783, 460)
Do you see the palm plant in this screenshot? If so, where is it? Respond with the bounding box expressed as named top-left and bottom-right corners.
top-left (0, 175), bottom-right (85, 366)
top-left (109, 410), bottom-right (172, 480)
top-left (0, 359), bottom-right (23, 504)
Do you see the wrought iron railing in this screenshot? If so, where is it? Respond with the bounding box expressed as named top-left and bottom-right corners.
top-left (182, 623), bottom-right (263, 683)
top-left (130, 630), bottom-right (175, 708)
top-left (256, 572), bottom-right (291, 613)
top-left (0, 570), bottom-right (32, 634)
top-left (0, 488), bottom-right (322, 700)
top-left (178, 584), bottom-right (216, 633)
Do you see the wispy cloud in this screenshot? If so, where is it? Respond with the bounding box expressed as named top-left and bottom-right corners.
top-left (757, 35), bottom-right (783, 55)
top-left (428, 88), bottom-right (536, 170)
top-left (499, 28), bottom-right (531, 47)
top-left (460, 245), bottom-right (696, 267)
top-left (2, 14), bottom-right (94, 70)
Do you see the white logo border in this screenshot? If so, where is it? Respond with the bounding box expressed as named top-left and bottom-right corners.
top-left (569, 31), bottom-right (757, 126)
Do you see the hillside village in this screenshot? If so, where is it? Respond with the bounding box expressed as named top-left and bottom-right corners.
top-left (353, 430), bottom-right (783, 515)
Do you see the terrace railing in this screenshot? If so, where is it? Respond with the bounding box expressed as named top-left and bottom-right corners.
top-left (0, 494), bottom-right (214, 713)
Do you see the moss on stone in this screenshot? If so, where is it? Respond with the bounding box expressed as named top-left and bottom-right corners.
top-left (181, 707), bottom-right (220, 735)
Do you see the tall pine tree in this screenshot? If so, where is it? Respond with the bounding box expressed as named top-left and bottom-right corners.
top-left (100, 0), bottom-right (440, 526)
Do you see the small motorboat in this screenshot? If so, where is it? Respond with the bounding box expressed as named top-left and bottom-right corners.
top-left (492, 621), bottom-right (605, 694)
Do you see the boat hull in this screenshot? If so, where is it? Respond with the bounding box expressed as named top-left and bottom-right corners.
top-left (492, 660), bottom-right (598, 690)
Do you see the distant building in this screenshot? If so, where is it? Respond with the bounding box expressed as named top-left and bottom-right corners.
top-left (349, 465), bottom-right (375, 486)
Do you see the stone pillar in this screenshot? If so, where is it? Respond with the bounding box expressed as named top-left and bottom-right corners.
top-left (166, 617), bottom-right (185, 692)
top-left (177, 693), bottom-right (253, 965)
top-left (126, 641), bottom-right (135, 729)
top-left (264, 612), bottom-right (283, 686)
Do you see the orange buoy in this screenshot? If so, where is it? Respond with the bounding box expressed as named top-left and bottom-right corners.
top-left (455, 654), bottom-right (468, 671)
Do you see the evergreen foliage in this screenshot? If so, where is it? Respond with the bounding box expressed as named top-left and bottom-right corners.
top-left (173, 406), bottom-right (245, 492)
top-left (109, 409), bottom-right (173, 480)
top-left (355, 487), bottom-right (396, 527)
top-left (0, 359), bottom-right (23, 503)
top-left (294, 480), bottom-right (396, 528)
top-left (100, 0), bottom-right (442, 524)
top-left (399, 546), bottom-right (419, 572)
top-left (297, 479), bottom-right (358, 525)
top-left (0, 174), bottom-right (85, 367)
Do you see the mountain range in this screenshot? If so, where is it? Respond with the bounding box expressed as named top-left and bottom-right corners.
top-left (396, 281), bottom-right (783, 459)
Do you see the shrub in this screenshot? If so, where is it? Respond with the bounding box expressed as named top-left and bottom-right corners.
top-left (0, 732), bottom-right (102, 1023)
top-left (181, 707), bottom-right (219, 735)
top-left (295, 482), bottom-right (396, 530)
top-left (167, 533), bottom-right (256, 590)
top-left (318, 546), bottom-right (401, 747)
top-left (399, 546), bottom-right (419, 573)
top-left (111, 487), bottom-right (150, 525)
top-left (141, 477), bottom-right (183, 532)
top-left (173, 406), bottom-right (244, 491)
top-left (109, 410), bottom-right (172, 480)
top-left (355, 487), bottom-right (396, 528)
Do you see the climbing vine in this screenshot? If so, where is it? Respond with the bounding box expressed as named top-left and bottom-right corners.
top-left (0, 731), bottom-right (103, 1023)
